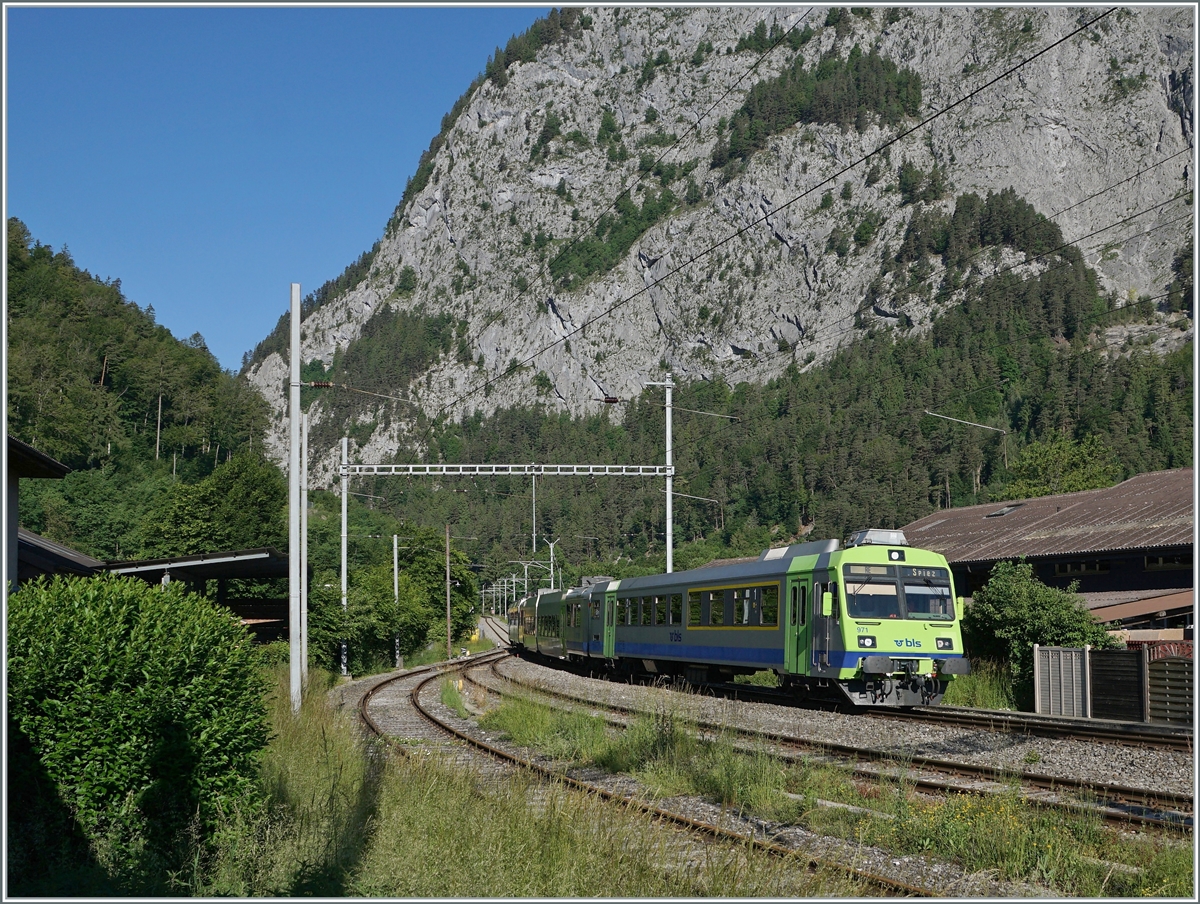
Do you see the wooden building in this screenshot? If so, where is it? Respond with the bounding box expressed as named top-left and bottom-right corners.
top-left (901, 468), bottom-right (1193, 635)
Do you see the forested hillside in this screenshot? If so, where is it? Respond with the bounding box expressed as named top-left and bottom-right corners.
top-left (8, 217), bottom-right (277, 560)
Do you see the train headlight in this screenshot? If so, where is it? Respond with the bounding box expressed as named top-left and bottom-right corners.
top-left (857, 635), bottom-right (878, 649)
top-left (935, 637), bottom-right (954, 650)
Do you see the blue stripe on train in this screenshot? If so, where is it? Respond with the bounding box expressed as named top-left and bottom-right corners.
top-left (563, 641), bottom-right (965, 670)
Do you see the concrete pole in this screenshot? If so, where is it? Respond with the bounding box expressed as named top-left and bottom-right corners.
top-left (393, 534), bottom-right (400, 668)
top-left (340, 437), bottom-right (348, 676)
top-left (665, 374), bottom-right (674, 574)
top-left (288, 283), bottom-right (302, 714)
top-left (446, 524), bottom-right (452, 661)
top-left (531, 470), bottom-right (537, 556)
top-left (301, 412), bottom-right (309, 683)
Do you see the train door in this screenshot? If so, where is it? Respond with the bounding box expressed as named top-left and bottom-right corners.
top-left (602, 588), bottom-right (617, 659)
top-left (811, 580), bottom-right (828, 672)
top-left (784, 578), bottom-right (810, 676)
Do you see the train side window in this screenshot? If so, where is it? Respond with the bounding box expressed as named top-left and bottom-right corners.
top-left (710, 590), bottom-right (726, 626)
top-left (790, 586), bottom-right (798, 626)
top-left (761, 585), bottom-right (778, 626)
top-left (688, 590), bottom-right (702, 626)
top-left (799, 586), bottom-right (807, 626)
top-left (813, 584), bottom-right (821, 620)
top-left (732, 588), bottom-right (749, 626)
top-left (670, 593), bottom-right (683, 625)
top-left (654, 595), bottom-right (666, 626)
top-left (830, 583), bottom-right (840, 622)
top-left (606, 601), bottom-right (614, 626)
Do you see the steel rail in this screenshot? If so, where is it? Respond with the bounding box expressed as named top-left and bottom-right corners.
top-left (870, 704), bottom-right (1194, 752)
top-left (484, 657), bottom-right (1193, 831)
top-left (358, 652), bottom-right (936, 897)
top-left (708, 682), bottom-right (1193, 752)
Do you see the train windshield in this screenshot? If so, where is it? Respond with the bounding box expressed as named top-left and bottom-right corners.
top-left (900, 566), bottom-right (955, 620)
top-left (844, 565), bottom-right (955, 620)
top-left (844, 581), bottom-right (902, 619)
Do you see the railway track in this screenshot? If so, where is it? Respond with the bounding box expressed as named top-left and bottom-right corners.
top-left (874, 703), bottom-right (1192, 752)
top-left (354, 650), bottom-right (1040, 897)
top-left (482, 615), bottom-right (1191, 754)
top-left (479, 654), bottom-right (1193, 832)
top-left (673, 676), bottom-right (1196, 752)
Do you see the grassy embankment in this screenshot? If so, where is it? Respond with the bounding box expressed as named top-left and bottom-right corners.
top-left (478, 692), bottom-right (1193, 897)
top-left (182, 660), bottom-right (869, 896)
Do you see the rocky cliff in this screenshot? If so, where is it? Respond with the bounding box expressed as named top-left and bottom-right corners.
top-left (245, 6), bottom-right (1194, 486)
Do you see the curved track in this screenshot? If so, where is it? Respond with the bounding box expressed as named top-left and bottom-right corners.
top-left (357, 650), bottom-right (967, 897)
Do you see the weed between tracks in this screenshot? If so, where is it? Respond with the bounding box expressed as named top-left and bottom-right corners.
top-left (479, 694), bottom-right (1193, 896)
top-left (939, 658), bottom-right (1017, 709)
top-left (182, 667), bottom-right (864, 896)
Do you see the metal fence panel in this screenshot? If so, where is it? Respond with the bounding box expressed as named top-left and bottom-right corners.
top-left (1033, 645), bottom-right (1088, 717)
top-left (1089, 649), bottom-right (1149, 722)
top-left (1148, 657), bottom-right (1194, 725)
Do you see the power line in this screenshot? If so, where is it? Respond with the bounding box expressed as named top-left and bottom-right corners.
top-left (433, 8), bottom-right (1120, 417)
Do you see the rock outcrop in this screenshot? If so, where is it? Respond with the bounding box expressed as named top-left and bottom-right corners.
top-left (245, 6), bottom-right (1193, 486)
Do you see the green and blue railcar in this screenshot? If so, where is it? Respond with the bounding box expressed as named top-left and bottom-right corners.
top-left (510, 530), bottom-right (969, 707)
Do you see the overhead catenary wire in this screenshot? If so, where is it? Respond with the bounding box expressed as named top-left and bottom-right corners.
top-left (432, 7), bottom-right (1121, 419)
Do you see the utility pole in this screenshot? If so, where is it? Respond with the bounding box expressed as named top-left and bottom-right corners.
top-left (531, 470), bottom-right (537, 555)
top-left (546, 537), bottom-right (561, 590)
top-left (288, 283), bottom-right (302, 714)
top-left (394, 534), bottom-right (400, 668)
top-left (155, 393), bottom-right (162, 460)
top-left (445, 524), bottom-right (452, 661)
top-left (340, 437), bottom-right (348, 676)
top-left (301, 412), bottom-right (309, 683)
top-left (645, 376), bottom-right (675, 572)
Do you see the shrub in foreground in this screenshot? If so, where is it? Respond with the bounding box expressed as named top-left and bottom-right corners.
top-left (6, 573), bottom-right (269, 892)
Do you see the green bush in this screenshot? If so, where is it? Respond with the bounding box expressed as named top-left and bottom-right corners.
top-left (6, 573), bottom-right (269, 890)
top-left (961, 562), bottom-right (1117, 709)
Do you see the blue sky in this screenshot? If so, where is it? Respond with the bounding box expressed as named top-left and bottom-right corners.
top-left (5, 4), bottom-right (550, 371)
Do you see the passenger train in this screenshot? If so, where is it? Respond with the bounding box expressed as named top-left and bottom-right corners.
top-left (508, 530), bottom-right (969, 707)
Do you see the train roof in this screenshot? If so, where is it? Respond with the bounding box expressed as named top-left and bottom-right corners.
top-left (584, 538), bottom-right (841, 595)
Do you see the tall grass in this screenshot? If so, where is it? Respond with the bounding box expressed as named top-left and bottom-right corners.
top-left (350, 759), bottom-right (865, 896)
top-left (184, 667), bottom-right (865, 896)
top-left (940, 658), bottom-right (1017, 709)
top-left (186, 668), bottom-right (383, 895)
top-left (479, 693), bottom-right (1194, 896)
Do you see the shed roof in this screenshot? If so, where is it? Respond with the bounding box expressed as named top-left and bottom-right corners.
top-left (8, 436), bottom-right (71, 479)
top-left (18, 528), bottom-right (104, 577)
top-left (902, 468), bottom-right (1193, 564)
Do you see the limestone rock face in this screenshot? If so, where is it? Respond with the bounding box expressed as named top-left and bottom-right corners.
top-left (245, 6), bottom-right (1194, 486)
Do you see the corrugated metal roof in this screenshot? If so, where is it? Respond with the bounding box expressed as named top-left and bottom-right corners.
top-left (902, 468), bottom-right (1194, 563)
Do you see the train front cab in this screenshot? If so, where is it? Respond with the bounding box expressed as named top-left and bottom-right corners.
top-left (783, 530), bottom-right (969, 707)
